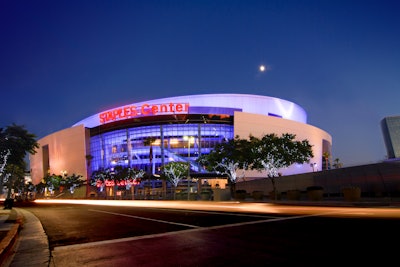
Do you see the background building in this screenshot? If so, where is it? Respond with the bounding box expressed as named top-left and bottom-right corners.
top-left (381, 116), bottom-right (400, 160)
top-left (30, 94), bottom-right (332, 190)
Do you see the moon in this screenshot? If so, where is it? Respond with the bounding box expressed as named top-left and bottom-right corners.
top-left (259, 65), bottom-right (266, 72)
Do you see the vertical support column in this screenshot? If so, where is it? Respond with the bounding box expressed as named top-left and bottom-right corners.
top-left (160, 125), bottom-right (165, 168)
top-left (198, 124), bottom-right (202, 158)
top-left (126, 129), bottom-right (131, 168)
top-left (101, 134), bottom-right (105, 170)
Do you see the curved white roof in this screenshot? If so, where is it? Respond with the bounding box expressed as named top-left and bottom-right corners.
top-left (73, 93), bottom-right (307, 128)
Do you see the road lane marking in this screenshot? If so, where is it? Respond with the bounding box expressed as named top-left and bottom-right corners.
top-left (148, 207), bottom-right (277, 218)
top-left (88, 209), bottom-right (201, 228)
top-left (54, 211), bottom-right (339, 252)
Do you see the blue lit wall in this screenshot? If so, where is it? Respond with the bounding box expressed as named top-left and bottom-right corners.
top-left (75, 94), bottom-right (307, 175)
top-left (89, 123), bottom-right (233, 174)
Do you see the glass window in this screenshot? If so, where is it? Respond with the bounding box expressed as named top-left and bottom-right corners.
top-left (90, 121), bottom-right (233, 174)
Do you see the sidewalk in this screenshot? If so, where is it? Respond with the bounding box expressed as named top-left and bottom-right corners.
top-left (0, 208), bottom-right (21, 266)
top-left (0, 205), bottom-right (50, 267)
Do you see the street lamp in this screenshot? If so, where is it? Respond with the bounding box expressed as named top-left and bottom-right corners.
top-left (310, 163), bottom-right (317, 172)
top-left (183, 136), bottom-right (194, 200)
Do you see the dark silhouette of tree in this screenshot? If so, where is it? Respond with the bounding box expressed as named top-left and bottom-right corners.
top-left (0, 124), bottom-right (39, 166)
top-left (0, 124), bottom-right (39, 208)
top-left (333, 158), bottom-right (343, 169)
top-left (323, 152), bottom-right (330, 170)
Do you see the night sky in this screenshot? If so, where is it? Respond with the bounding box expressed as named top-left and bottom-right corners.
top-left (1, 0), bottom-right (399, 167)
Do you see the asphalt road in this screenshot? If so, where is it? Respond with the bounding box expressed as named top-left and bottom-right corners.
top-left (17, 201), bottom-right (400, 266)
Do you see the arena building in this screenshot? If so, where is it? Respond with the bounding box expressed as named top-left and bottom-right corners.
top-left (29, 93), bottom-right (332, 195)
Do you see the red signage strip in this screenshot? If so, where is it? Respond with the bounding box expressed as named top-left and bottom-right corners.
top-left (97, 179), bottom-right (140, 187)
top-left (99, 103), bottom-right (189, 124)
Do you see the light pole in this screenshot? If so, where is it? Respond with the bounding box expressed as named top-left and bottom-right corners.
top-left (183, 136), bottom-right (194, 200)
top-left (310, 163), bottom-right (317, 172)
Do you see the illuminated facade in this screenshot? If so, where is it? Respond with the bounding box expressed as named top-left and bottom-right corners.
top-left (381, 116), bottom-right (400, 159)
top-left (30, 94), bottom-right (332, 186)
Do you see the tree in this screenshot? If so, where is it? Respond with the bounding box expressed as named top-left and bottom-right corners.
top-left (115, 166), bottom-right (145, 198)
top-left (0, 124), bottom-right (39, 208)
top-left (40, 174), bottom-right (63, 196)
top-left (90, 167), bottom-right (144, 199)
top-left (0, 124), bottom-right (39, 166)
top-left (0, 150), bottom-right (10, 196)
top-left (63, 173), bottom-right (86, 194)
top-left (103, 166), bottom-right (124, 199)
top-left (3, 163), bottom-right (25, 199)
top-left (90, 169), bottom-right (108, 193)
top-left (196, 136), bottom-right (248, 196)
top-left (333, 158), bottom-right (343, 169)
top-left (37, 172), bottom-right (85, 197)
top-left (247, 133), bottom-right (313, 200)
top-left (23, 181), bottom-right (36, 200)
top-left (161, 161), bottom-right (188, 199)
top-left (0, 150), bottom-right (10, 175)
top-left (126, 168), bottom-right (145, 199)
top-left (323, 152), bottom-right (330, 170)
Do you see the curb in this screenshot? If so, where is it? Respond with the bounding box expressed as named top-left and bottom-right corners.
top-left (0, 209), bottom-right (23, 265)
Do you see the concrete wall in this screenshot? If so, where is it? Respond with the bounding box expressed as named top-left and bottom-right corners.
top-left (236, 161), bottom-right (400, 198)
top-left (30, 125), bottom-right (90, 185)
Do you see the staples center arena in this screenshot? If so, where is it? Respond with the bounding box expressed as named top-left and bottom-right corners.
top-left (30, 93), bottom-right (332, 196)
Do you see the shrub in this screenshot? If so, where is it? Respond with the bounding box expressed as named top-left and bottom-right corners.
top-left (234, 190), bottom-right (247, 200)
top-left (306, 186), bottom-right (323, 191)
top-left (252, 190), bottom-right (264, 200)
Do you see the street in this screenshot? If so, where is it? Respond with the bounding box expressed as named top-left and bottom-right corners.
top-left (12, 200), bottom-right (400, 266)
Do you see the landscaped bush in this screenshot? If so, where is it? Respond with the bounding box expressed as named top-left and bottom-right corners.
top-left (306, 185), bottom-right (323, 191)
top-left (235, 189), bottom-right (247, 200)
top-left (306, 186), bottom-right (324, 201)
top-left (286, 189), bottom-right (301, 200)
top-left (252, 190), bottom-right (264, 200)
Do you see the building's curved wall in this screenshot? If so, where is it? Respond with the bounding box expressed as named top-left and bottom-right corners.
top-left (234, 112), bottom-right (332, 177)
top-left (73, 94), bottom-right (307, 129)
top-left (30, 93), bottom-right (330, 186)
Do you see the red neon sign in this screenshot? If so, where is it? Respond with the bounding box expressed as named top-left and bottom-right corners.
top-left (99, 102), bottom-right (189, 124)
top-left (96, 179), bottom-right (140, 187)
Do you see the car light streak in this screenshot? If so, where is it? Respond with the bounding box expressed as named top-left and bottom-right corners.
top-left (33, 199), bottom-right (400, 219)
